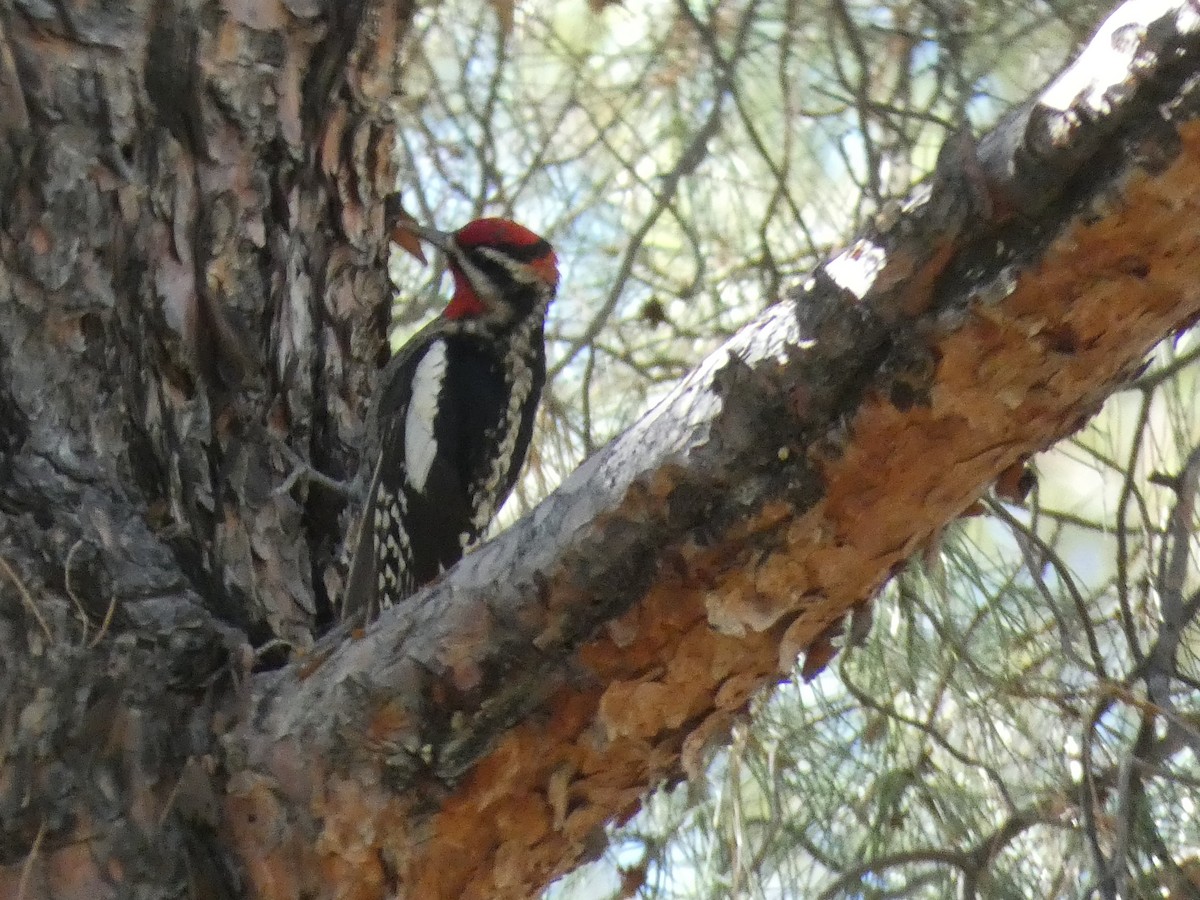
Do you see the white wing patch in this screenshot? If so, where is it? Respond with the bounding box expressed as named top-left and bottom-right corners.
top-left (405, 340), bottom-right (448, 493)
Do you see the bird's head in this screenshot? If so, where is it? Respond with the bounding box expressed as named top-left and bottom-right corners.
top-left (395, 217), bottom-right (558, 324)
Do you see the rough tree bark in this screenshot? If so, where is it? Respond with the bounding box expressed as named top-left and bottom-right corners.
top-left (2, 0), bottom-right (1200, 898)
top-left (0, 0), bottom-right (410, 895)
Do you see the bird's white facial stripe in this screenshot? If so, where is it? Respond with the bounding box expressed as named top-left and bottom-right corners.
top-left (405, 340), bottom-right (448, 492)
top-left (476, 245), bottom-right (541, 284)
top-left (451, 248), bottom-right (501, 305)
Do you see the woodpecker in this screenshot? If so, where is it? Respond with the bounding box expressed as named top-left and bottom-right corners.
top-left (341, 217), bottom-right (558, 622)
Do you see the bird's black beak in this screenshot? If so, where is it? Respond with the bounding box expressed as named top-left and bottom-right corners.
top-left (385, 195), bottom-right (454, 264)
top-left (390, 221), bottom-right (453, 265)
top-left (401, 223), bottom-right (454, 253)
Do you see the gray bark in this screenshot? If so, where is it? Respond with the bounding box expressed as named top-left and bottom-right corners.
top-left (0, 0), bottom-right (408, 894)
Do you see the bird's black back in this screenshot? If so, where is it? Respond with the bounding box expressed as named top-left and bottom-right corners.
top-left (342, 316), bottom-right (546, 622)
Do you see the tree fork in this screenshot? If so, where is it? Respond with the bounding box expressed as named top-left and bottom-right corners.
top-left (231, 4), bottom-right (1200, 897)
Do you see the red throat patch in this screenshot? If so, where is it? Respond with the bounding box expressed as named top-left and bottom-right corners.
top-left (444, 266), bottom-right (487, 319)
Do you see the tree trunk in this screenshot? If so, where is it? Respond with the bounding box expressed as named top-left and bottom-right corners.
top-left (0, 0), bottom-right (410, 895)
top-left (3, 1), bottom-right (1200, 899)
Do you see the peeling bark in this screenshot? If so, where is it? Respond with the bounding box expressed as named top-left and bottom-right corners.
top-left (2, 1), bottom-right (1200, 899)
top-left (0, 0), bottom-right (410, 896)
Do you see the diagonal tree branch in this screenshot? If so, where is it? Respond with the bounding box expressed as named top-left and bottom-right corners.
top-left (223, 3), bottom-right (1200, 897)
